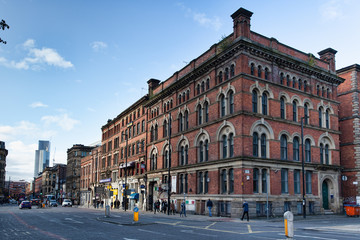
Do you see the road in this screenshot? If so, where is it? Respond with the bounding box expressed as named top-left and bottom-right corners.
top-left (1, 204), bottom-right (359, 240)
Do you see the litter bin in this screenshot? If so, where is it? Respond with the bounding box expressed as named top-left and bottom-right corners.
top-left (344, 204), bottom-right (360, 217)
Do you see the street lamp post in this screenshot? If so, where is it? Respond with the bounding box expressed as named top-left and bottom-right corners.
top-left (167, 113), bottom-right (171, 215)
top-left (301, 116), bottom-right (307, 219)
top-left (122, 130), bottom-right (129, 211)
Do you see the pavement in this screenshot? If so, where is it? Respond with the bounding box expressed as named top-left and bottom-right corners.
top-left (78, 205), bottom-right (360, 233)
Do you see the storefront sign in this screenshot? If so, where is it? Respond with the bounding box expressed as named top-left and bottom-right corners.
top-left (100, 178), bottom-right (111, 183)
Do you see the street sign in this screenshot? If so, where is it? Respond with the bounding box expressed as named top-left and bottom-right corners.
top-left (134, 207), bottom-right (139, 212)
top-left (123, 184), bottom-right (126, 188)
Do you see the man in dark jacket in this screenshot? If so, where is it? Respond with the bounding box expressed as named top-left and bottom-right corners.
top-left (241, 200), bottom-right (249, 221)
top-left (206, 199), bottom-right (213, 217)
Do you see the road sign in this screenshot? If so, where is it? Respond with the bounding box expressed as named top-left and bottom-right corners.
top-left (134, 206), bottom-right (139, 212)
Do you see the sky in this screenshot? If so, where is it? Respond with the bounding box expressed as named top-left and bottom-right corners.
top-left (1, 0), bottom-right (359, 182)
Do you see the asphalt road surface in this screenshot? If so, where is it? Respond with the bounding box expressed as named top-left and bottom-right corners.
top-left (1, 204), bottom-right (359, 240)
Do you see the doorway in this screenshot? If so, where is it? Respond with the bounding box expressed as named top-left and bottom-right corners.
top-left (322, 181), bottom-right (329, 209)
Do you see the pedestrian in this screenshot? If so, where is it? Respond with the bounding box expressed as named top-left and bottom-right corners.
top-left (163, 200), bottom-right (167, 214)
top-left (101, 200), bottom-right (104, 208)
top-left (180, 201), bottom-right (186, 217)
top-left (111, 201), bottom-right (113, 209)
top-left (206, 199), bottom-right (213, 217)
top-left (170, 200), bottom-right (176, 215)
top-left (241, 200), bottom-right (249, 221)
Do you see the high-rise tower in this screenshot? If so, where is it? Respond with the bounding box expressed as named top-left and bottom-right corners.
top-left (34, 140), bottom-right (50, 177)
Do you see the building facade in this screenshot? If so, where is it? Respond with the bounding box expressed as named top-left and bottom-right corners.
top-left (41, 164), bottom-right (67, 201)
top-left (337, 64), bottom-right (360, 204)
top-left (66, 144), bottom-right (93, 205)
top-left (101, 96), bottom-right (148, 210)
top-left (143, 7), bottom-right (343, 217)
top-left (0, 141), bottom-right (8, 202)
top-left (34, 140), bottom-right (50, 177)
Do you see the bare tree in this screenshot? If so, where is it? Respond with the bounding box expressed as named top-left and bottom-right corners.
top-left (0, 19), bottom-right (10, 44)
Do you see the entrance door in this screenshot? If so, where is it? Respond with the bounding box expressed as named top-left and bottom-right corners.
top-left (322, 181), bottom-right (329, 209)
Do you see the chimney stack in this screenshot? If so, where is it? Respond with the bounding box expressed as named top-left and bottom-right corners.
top-left (318, 48), bottom-right (337, 72)
top-left (231, 7), bottom-right (253, 39)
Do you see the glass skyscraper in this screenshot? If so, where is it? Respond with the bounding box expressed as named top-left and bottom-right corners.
top-left (34, 140), bottom-right (50, 177)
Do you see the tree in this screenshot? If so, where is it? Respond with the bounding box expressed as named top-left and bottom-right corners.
top-left (0, 19), bottom-right (10, 44)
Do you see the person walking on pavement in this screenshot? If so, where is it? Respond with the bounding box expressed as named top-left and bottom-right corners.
top-left (241, 200), bottom-right (249, 221)
top-left (170, 200), bottom-right (176, 215)
top-left (206, 199), bottom-right (213, 217)
top-left (180, 201), bottom-right (186, 217)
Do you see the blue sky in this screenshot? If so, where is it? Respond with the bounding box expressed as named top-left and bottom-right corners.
top-left (1, 0), bottom-right (359, 182)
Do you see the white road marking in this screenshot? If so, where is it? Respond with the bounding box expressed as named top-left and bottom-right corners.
top-left (138, 228), bottom-right (167, 236)
top-left (64, 218), bottom-right (83, 224)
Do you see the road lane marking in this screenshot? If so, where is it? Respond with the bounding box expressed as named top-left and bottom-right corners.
top-left (247, 224), bottom-right (253, 233)
top-left (138, 229), bottom-right (167, 236)
top-left (278, 233), bottom-right (338, 240)
top-left (64, 218), bottom-right (83, 224)
top-left (181, 229), bottom-right (217, 237)
top-left (205, 222), bottom-right (216, 229)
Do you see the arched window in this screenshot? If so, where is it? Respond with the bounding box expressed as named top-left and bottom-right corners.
top-left (204, 171), bottom-right (209, 193)
top-left (199, 141), bottom-right (204, 162)
top-left (261, 134), bottom-right (266, 158)
top-left (304, 81), bottom-right (308, 92)
top-left (229, 133), bottom-right (234, 157)
top-left (204, 140), bottom-right (209, 161)
top-left (179, 113), bottom-right (183, 132)
top-left (201, 81), bottom-right (205, 93)
top-left (298, 79), bottom-right (302, 90)
top-left (317, 85), bottom-right (320, 96)
top-left (220, 94), bottom-right (226, 117)
top-left (182, 93), bottom-right (185, 102)
top-left (320, 143), bottom-right (324, 164)
top-left (293, 137), bottom-right (299, 161)
top-left (281, 135), bottom-right (288, 160)
top-left (250, 63), bottom-right (255, 75)
top-left (218, 71), bottom-right (223, 83)
top-left (305, 139), bottom-right (311, 162)
top-left (197, 105), bottom-right (202, 125)
top-left (225, 67), bottom-right (229, 80)
top-left (204, 102), bottom-right (209, 123)
top-left (180, 146), bottom-right (185, 165)
top-left (326, 110), bottom-right (330, 129)
top-left (185, 145), bottom-right (188, 165)
top-left (142, 120), bottom-right (145, 132)
top-left (253, 168), bottom-right (259, 193)
top-left (154, 125), bottom-right (158, 141)
top-left (230, 64), bottom-right (235, 77)
top-left (280, 73), bottom-right (284, 85)
top-left (198, 172), bottom-right (203, 194)
top-left (280, 97), bottom-right (285, 119)
top-left (252, 90), bottom-right (258, 113)
top-left (206, 79), bottom-right (210, 90)
top-left (163, 120), bottom-right (168, 138)
top-left (319, 107), bottom-right (323, 128)
top-left (222, 135), bottom-right (227, 159)
top-left (262, 169), bottom-right (268, 193)
top-left (304, 104), bottom-right (309, 125)
top-left (229, 91), bottom-right (234, 114)
top-left (327, 88), bottom-right (330, 98)
top-left (258, 65), bottom-right (262, 78)
top-left (196, 84), bottom-right (200, 95)
top-left (229, 168), bottom-right (234, 193)
top-left (262, 93), bottom-right (268, 115)
top-left (293, 101), bottom-right (297, 122)
top-left (221, 169), bottom-right (227, 194)
top-left (325, 144), bottom-right (329, 164)
top-left (286, 75), bottom-right (290, 86)
top-left (265, 67), bottom-right (269, 80)
top-left (150, 151), bottom-right (157, 170)
top-left (150, 126), bottom-right (154, 142)
top-left (186, 90), bottom-right (189, 101)
top-left (253, 132), bottom-right (259, 157)
top-left (184, 111), bottom-right (189, 130)
top-left (292, 77), bottom-right (296, 88)
top-left (163, 149), bottom-right (169, 169)
top-left (322, 87), bottom-right (325, 97)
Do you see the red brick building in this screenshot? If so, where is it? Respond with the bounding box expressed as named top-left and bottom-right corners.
top-left (143, 7), bottom-right (343, 217)
top-left (337, 64), bottom-right (360, 204)
top-left (101, 96), bottom-right (148, 210)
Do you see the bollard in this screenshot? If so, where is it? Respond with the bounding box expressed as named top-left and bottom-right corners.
top-left (133, 206), bottom-right (139, 222)
top-left (284, 211), bottom-right (294, 239)
top-left (105, 205), bottom-right (110, 218)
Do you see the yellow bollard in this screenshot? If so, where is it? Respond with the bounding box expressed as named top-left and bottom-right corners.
top-left (284, 211), bottom-right (294, 239)
top-left (133, 206), bottom-right (139, 222)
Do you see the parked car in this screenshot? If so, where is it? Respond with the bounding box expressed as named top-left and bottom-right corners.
top-left (9, 199), bottom-right (17, 204)
top-left (62, 199), bottom-right (72, 207)
top-left (50, 200), bottom-right (58, 207)
top-left (31, 199), bottom-right (41, 206)
top-left (19, 201), bottom-right (31, 209)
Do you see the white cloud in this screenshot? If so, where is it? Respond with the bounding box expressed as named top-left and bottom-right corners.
top-left (0, 121), bottom-right (38, 141)
top-left (6, 141), bottom-right (38, 182)
top-left (177, 3), bottom-right (222, 31)
top-left (320, 0), bottom-right (343, 20)
top-left (41, 113), bottom-right (80, 131)
top-left (90, 41), bottom-right (108, 52)
top-left (30, 101), bottom-right (48, 108)
top-left (0, 39), bottom-right (74, 70)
